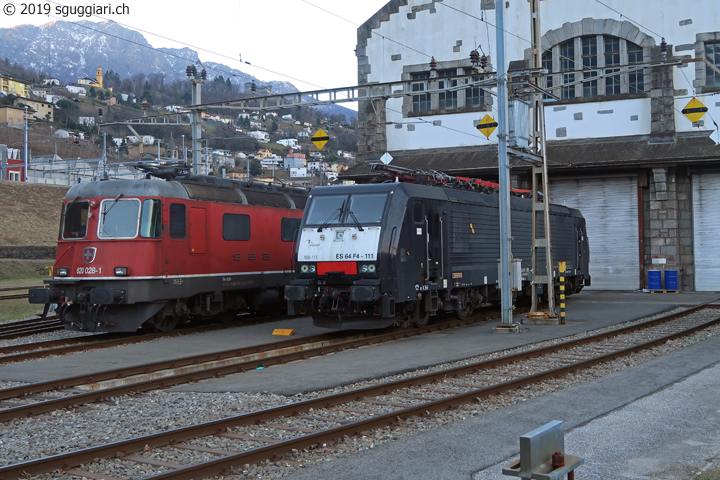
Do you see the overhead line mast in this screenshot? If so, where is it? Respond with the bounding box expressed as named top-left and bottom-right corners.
top-left (527, 0), bottom-right (557, 321)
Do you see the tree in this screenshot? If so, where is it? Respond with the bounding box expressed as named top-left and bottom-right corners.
top-left (56, 99), bottom-right (79, 127)
top-left (104, 69), bottom-right (122, 90)
top-left (141, 81), bottom-right (153, 104)
top-left (249, 159), bottom-right (263, 176)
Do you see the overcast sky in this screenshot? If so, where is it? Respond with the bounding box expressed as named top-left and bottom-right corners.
top-left (0, 0), bottom-right (389, 91)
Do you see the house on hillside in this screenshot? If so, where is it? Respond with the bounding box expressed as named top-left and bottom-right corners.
top-left (78, 77), bottom-right (100, 87)
top-left (0, 144), bottom-right (23, 181)
top-left (0, 75), bottom-right (30, 97)
top-left (127, 135), bottom-right (155, 146)
top-left (0, 105), bottom-right (26, 127)
top-left (255, 148), bottom-right (274, 160)
top-left (12, 97), bottom-right (54, 122)
top-left (42, 77), bottom-right (61, 86)
top-left (277, 139), bottom-right (298, 149)
top-left (65, 84), bottom-right (87, 96)
top-left (248, 131), bottom-right (270, 143)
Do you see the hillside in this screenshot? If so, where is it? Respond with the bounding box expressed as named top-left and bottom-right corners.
top-left (0, 180), bottom-right (68, 247)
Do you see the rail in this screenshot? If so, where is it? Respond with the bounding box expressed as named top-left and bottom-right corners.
top-left (1, 305), bottom-right (718, 479)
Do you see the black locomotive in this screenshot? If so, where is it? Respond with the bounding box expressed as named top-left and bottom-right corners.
top-left (285, 165), bottom-right (590, 329)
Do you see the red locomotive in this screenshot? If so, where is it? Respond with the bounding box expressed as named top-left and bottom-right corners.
top-left (29, 164), bottom-right (308, 332)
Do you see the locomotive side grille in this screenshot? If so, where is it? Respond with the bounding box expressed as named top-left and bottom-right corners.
top-left (243, 190), bottom-right (291, 208)
top-left (183, 184), bottom-right (243, 203)
top-left (288, 194), bottom-right (308, 209)
top-left (448, 210), bottom-right (500, 264)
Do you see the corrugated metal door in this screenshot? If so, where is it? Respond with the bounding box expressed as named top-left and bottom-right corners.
top-left (692, 173), bottom-right (720, 291)
top-left (549, 177), bottom-right (639, 290)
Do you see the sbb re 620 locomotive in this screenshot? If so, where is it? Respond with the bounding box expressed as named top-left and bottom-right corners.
top-left (29, 165), bottom-right (308, 332)
top-left (285, 166), bottom-right (590, 329)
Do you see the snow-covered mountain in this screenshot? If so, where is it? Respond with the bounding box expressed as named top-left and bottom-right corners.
top-left (0, 19), bottom-right (356, 118)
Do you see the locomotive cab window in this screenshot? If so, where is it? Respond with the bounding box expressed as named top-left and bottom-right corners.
top-left (305, 194), bottom-right (346, 226)
top-left (61, 200), bottom-right (89, 239)
top-left (347, 193), bottom-right (388, 224)
top-left (98, 198), bottom-right (141, 239)
top-left (305, 193), bottom-right (389, 227)
top-left (223, 213), bottom-right (250, 241)
top-left (140, 199), bottom-right (162, 238)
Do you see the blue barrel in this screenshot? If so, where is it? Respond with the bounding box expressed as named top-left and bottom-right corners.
top-left (665, 270), bottom-right (679, 290)
top-left (648, 271), bottom-right (662, 290)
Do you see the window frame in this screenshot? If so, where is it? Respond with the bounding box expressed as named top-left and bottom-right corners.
top-left (169, 203), bottom-right (186, 239)
top-left (223, 213), bottom-right (251, 241)
top-left (402, 63), bottom-right (491, 117)
top-left (61, 200), bottom-right (89, 240)
top-left (97, 198), bottom-right (142, 240)
top-left (546, 35), bottom-right (646, 101)
top-left (705, 41), bottom-right (720, 89)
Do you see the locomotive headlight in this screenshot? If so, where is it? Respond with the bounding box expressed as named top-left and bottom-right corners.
top-left (114, 266), bottom-right (129, 276)
top-left (56, 267), bottom-right (69, 277)
top-left (359, 264), bottom-right (376, 274)
top-left (299, 264), bottom-right (316, 274)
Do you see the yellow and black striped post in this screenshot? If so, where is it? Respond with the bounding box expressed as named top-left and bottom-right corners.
top-left (559, 261), bottom-right (566, 325)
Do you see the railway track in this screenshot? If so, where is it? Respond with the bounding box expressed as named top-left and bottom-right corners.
top-left (0, 319), bottom-right (262, 365)
top-left (0, 315), bottom-right (487, 423)
top-left (0, 315), bottom-right (64, 339)
top-left (0, 285), bottom-right (42, 301)
top-left (1, 305), bottom-right (718, 479)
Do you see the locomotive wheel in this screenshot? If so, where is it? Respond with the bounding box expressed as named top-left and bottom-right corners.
top-left (410, 300), bottom-right (430, 327)
top-left (146, 315), bottom-right (179, 332)
top-left (218, 310), bottom-right (238, 324)
top-left (414, 311), bottom-right (430, 327)
top-left (456, 302), bottom-right (474, 320)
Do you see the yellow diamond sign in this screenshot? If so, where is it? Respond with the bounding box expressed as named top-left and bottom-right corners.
top-left (682, 97), bottom-right (708, 123)
top-left (476, 114), bottom-right (498, 139)
top-left (312, 128), bottom-right (329, 150)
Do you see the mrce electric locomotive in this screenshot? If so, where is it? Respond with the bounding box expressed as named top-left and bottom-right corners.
top-left (285, 164), bottom-right (590, 329)
top-left (29, 164), bottom-right (308, 333)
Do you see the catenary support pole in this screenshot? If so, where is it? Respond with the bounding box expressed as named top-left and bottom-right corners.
top-left (496, 0), bottom-right (513, 325)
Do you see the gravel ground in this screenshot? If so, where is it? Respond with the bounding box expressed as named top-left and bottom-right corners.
top-left (2, 307), bottom-right (719, 479)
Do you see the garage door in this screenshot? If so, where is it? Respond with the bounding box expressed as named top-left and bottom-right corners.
top-left (692, 173), bottom-right (720, 291)
top-left (549, 177), bottom-right (639, 290)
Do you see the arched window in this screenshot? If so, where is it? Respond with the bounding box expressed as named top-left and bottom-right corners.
top-left (544, 35), bottom-right (645, 100)
top-left (706, 42), bottom-right (720, 88)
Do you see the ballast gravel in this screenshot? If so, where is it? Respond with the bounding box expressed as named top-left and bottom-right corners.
top-left (1, 307), bottom-right (719, 479)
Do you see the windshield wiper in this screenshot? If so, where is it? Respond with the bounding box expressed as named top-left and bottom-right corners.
top-left (348, 210), bottom-right (365, 231)
top-left (317, 200), bottom-right (345, 232)
top-left (101, 194), bottom-right (123, 220)
top-left (101, 194), bottom-right (123, 236)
